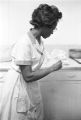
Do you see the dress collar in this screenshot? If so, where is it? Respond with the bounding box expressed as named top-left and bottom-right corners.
top-left (27, 31), bottom-right (44, 55)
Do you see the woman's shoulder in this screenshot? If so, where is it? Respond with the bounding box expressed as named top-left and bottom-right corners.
top-left (17, 33), bottom-right (32, 46)
top-left (11, 33), bottom-right (32, 55)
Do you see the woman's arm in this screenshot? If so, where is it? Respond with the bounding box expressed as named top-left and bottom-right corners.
top-left (20, 60), bottom-right (62, 82)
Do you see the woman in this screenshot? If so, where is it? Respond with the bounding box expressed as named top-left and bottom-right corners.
top-left (0, 4), bottom-right (62, 120)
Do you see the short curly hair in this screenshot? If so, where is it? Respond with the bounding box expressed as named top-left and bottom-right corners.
top-left (30, 4), bottom-right (62, 28)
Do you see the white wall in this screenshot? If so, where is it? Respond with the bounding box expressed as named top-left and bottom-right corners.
top-left (0, 0), bottom-right (81, 46)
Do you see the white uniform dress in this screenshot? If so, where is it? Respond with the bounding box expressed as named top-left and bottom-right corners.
top-left (0, 31), bottom-right (45, 120)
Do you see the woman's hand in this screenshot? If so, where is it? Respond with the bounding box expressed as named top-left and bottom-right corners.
top-left (50, 60), bottom-right (62, 72)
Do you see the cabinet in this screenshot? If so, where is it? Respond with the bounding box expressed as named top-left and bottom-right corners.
top-left (40, 69), bottom-right (81, 120)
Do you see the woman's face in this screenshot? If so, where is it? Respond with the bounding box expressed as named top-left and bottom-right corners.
top-left (41, 25), bottom-right (56, 38)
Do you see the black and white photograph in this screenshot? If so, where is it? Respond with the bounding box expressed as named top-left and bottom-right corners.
top-left (0, 0), bottom-right (81, 120)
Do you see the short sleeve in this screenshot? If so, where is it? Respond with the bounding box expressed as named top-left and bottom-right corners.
top-left (11, 35), bottom-right (32, 65)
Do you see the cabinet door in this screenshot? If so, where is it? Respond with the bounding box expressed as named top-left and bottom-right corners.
top-left (40, 70), bottom-right (81, 120)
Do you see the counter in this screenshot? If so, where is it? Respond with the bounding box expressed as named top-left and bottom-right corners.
top-left (40, 59), bottom-right (81, 120)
